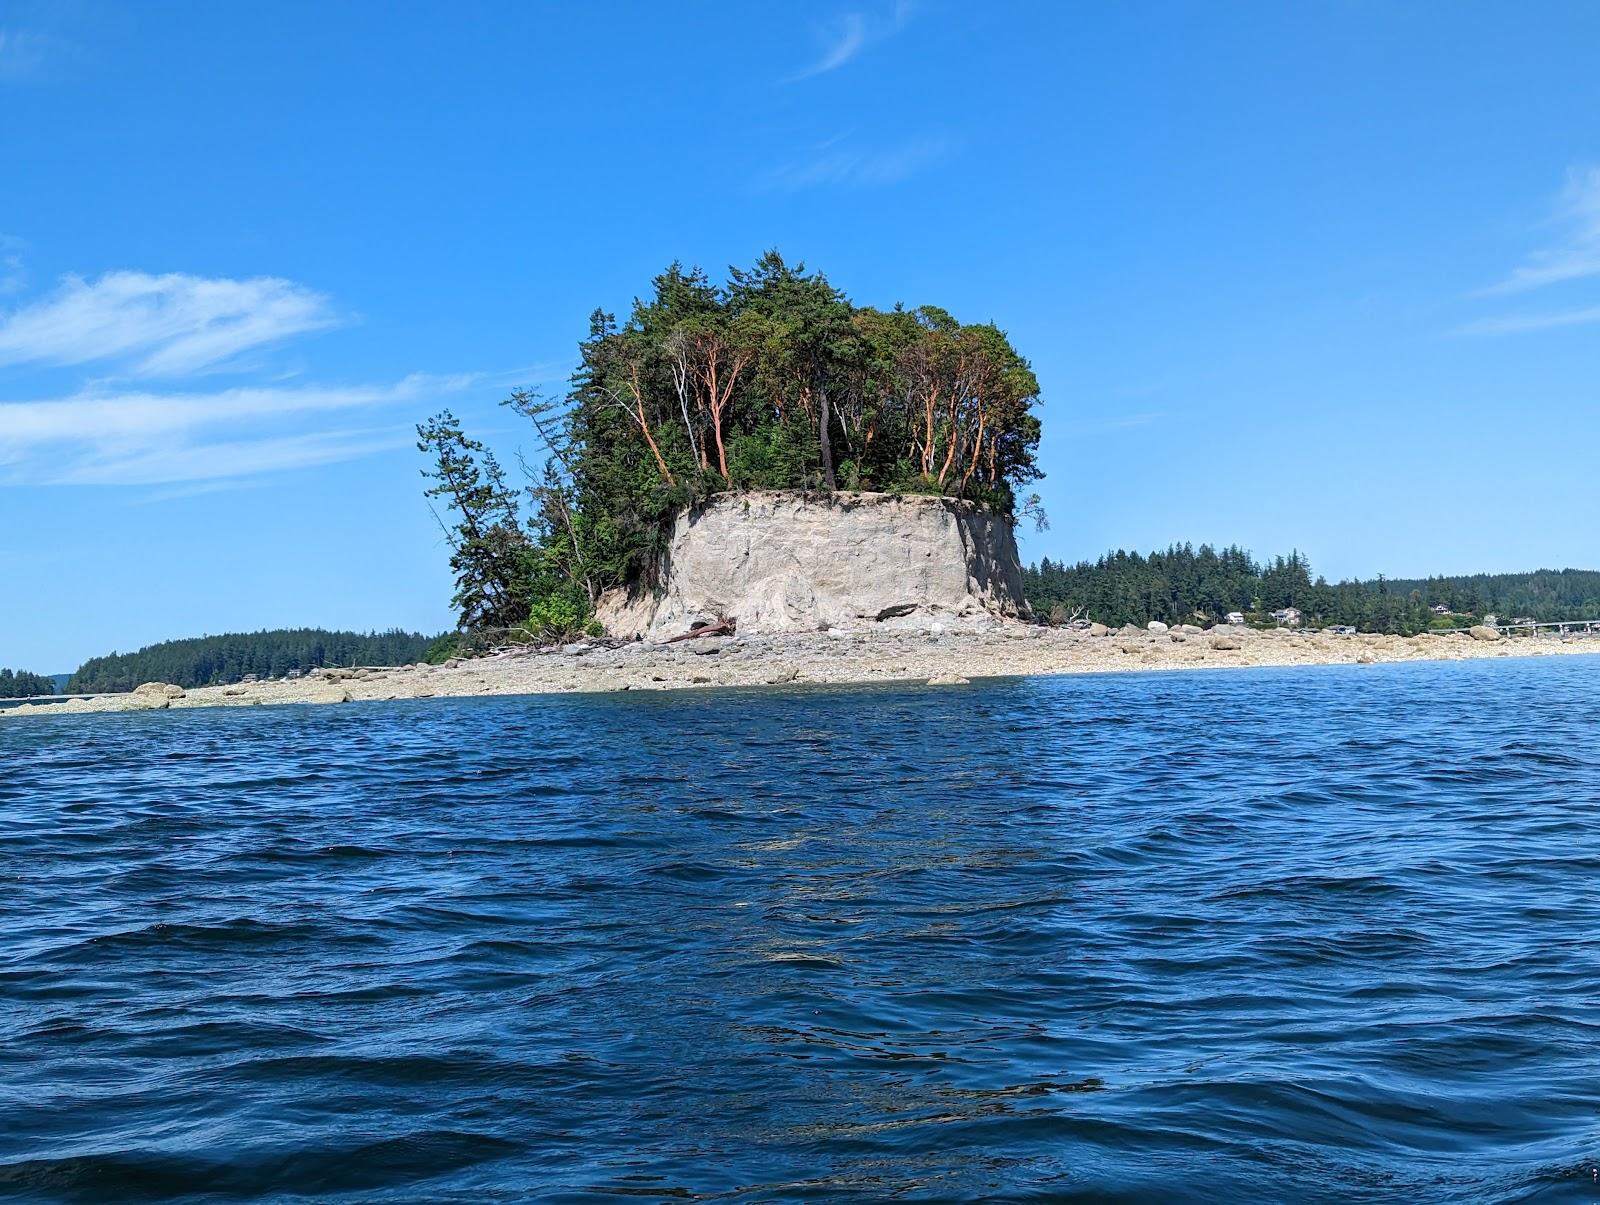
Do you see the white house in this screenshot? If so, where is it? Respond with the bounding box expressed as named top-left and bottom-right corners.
top-left (1271, 607), bottom-right (1302, 627)
top-left (1225, 611), bottom-right (1246, 626)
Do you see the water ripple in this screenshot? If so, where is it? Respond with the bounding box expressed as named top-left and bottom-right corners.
top-left (3, 657), bottom-right (1599, 1200)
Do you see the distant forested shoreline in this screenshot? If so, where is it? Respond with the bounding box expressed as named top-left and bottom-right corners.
top-left (1024, 546), bottom-right (1600, 634)
top-left (66, 629), bottom-right (444, 694)
top-left (0, 668), bottom-right (58, 698)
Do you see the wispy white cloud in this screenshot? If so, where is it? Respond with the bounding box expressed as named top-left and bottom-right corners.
top-left (795, 13), bottom-right (868, 78)
top-left (57, 427), bottom-right (415, 487)
top-left (1482, 166), bottom-right (1600, 295)
top-left (0, 260), bottom-right (557, 487)
top-left (758, 132), bottom-right (948, 192)
top-left (1457, 305), bottom-right (1600, 337)
top-left (0, 374), bottom-right (476, 485)
top-left (0, 271), bottom-right (341, 376)
top-left (790, 1), bottom-right (915, 80)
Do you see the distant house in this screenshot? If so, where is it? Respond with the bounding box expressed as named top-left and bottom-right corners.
top-left (1271, 607), bottom-right (1302, 627)
top-left (1430, 604), bottom-right (1451, 615)
top-left (1225, 612), bottom-right (1246, 626)
top-left (1483, 614), bottom-right (1499, 627)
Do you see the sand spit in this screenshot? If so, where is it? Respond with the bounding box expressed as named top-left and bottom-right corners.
top-left (5, 625), bottom-right (1596, 720)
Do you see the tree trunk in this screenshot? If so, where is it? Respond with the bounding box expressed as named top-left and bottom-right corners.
top-left (818, 389), bottom-right (836, 491)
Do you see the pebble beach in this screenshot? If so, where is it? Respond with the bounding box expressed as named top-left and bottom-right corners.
top-left (5, 623), bottom-right (1594, 719)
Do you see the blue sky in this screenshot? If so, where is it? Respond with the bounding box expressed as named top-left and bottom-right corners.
top-left (4, 2), bottom-right (1600, 670)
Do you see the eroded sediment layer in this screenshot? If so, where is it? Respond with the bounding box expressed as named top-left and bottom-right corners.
top-left (595, 491), bottom-right (1030, 639)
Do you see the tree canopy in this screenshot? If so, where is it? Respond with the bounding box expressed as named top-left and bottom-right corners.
top-left (1024, 549), bottom-right (1600, 634)
top-left (67, 629), bottom-right (440, 693)
top-left (0, 668), bottom-right (56, 698)
top-left (421, 252), bottom-right (1044, 637)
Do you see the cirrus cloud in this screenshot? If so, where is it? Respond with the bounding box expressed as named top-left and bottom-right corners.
top-left (1483, 166), bottom-right (1600, 296)
top-left (0, 373), bottom-right (485, 485)
top-left (0, 270), bottom-right (341, 377)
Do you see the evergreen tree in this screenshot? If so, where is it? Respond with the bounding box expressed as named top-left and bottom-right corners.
top-left (418, 410), bottom-right (538, 632)
top-left (65, 630), bottom-right (440, 693)
top-left (0, 668), bottom-right (57, 698)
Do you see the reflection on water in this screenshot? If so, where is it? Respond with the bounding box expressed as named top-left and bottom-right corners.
top-left (3, 657), bottom-right (1600, 1200)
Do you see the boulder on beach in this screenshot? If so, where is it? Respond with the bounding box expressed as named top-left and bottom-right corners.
top-left (1088, 622), bottom-right (1109, 637)
top-left (1118, 623), bottom-right (1141, 636)
top-left (1209, 636), bottom-right (1243, 651)
top-left (1147, 621), bottom-right (1169, 634)
top-left (134, 682), bottom-right (186, 699)
top-left (1469, 626), bottom-right (1501, 642)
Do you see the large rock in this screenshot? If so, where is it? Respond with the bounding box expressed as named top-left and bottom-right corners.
top-left (594, 491), bottom-right (1031, 639)
top-left (1147, 621), bottom-right (1169, 634)
top-left (1088, 622), bottom-right (1109, 637)
top-left (1469, 625), bottom-right (1502, 642)
top-left (134, 682), bottom-right (185, 699)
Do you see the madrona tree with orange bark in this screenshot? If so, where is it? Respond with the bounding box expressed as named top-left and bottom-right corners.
top-left (421, 252), bottom-right (1043, 636)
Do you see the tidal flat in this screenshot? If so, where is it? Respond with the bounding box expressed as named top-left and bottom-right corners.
top-left (4, 623), bottom-right (1597, 719)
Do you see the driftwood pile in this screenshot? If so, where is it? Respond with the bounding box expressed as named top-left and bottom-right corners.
top-left (661, 615), bottom-right (737, 644)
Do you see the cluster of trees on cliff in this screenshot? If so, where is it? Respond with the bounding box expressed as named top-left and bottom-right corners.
top-left (1024, 549), bottom-right (1600, 634)
top-left (67, 629), bottom-right (440, 693)
top-left (0, 668), bottom-right (57, 698)
top-left (419, 253), bottom-right (1044, 638)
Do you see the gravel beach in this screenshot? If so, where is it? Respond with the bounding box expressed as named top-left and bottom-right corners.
top-left (5, 624), bottom-right (1594, 719)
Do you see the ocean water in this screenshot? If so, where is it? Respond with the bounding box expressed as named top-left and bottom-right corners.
top-left (3, 657), bottom-right (1598, 1202)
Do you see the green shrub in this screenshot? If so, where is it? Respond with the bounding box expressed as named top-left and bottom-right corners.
top-left (423, 632), bottom-right (463, 664)
top-left (525, 589), bottom-right (593, 644)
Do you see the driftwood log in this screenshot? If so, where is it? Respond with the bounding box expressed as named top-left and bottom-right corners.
top-left (661, 615), bottom-right (737, 644)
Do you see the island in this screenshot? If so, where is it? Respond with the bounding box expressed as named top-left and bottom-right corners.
top-left (6, 255), bottom-right (1599, 719)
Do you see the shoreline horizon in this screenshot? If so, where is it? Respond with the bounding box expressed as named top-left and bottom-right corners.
top-left (4, 626), bottom-right (1596, 720)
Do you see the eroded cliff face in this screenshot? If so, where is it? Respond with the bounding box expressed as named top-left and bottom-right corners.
top-left (595, 491), bottom-right (1030, 638)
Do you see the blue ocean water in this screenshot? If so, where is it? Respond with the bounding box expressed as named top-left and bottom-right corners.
top-left (2, 657), bottom-right (1598, 1202)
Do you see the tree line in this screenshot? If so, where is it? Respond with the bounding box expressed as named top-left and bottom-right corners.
top-left (1024, 548), bottom-right (1600, 634)
top-left (67, 629), bottom-right (441, 693)
top-left (418, 252), bottom-right (1045, 639)
top-left (0, 668), bottom-right (57, 698)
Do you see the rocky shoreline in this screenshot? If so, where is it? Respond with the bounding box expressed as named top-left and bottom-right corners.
top-left (4, 623), bottom-right (1595, 720)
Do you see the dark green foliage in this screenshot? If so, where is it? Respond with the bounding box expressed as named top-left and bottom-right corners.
top-left (1024, 550), bottom-right (1600, 634)
top-left (1377, 569), bottom-right (1600, 622)
top-left (66, 629), bottom-right (440, 693)
top-left (422, 633), bottom-right (462, 665)
top-left (0, 668), bottom-right (56, 698)
top-left (418, 410), bottom-right (538, 632)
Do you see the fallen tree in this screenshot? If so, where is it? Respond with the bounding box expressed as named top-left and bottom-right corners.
top-left (660, 615), bottom-right (737, 644)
